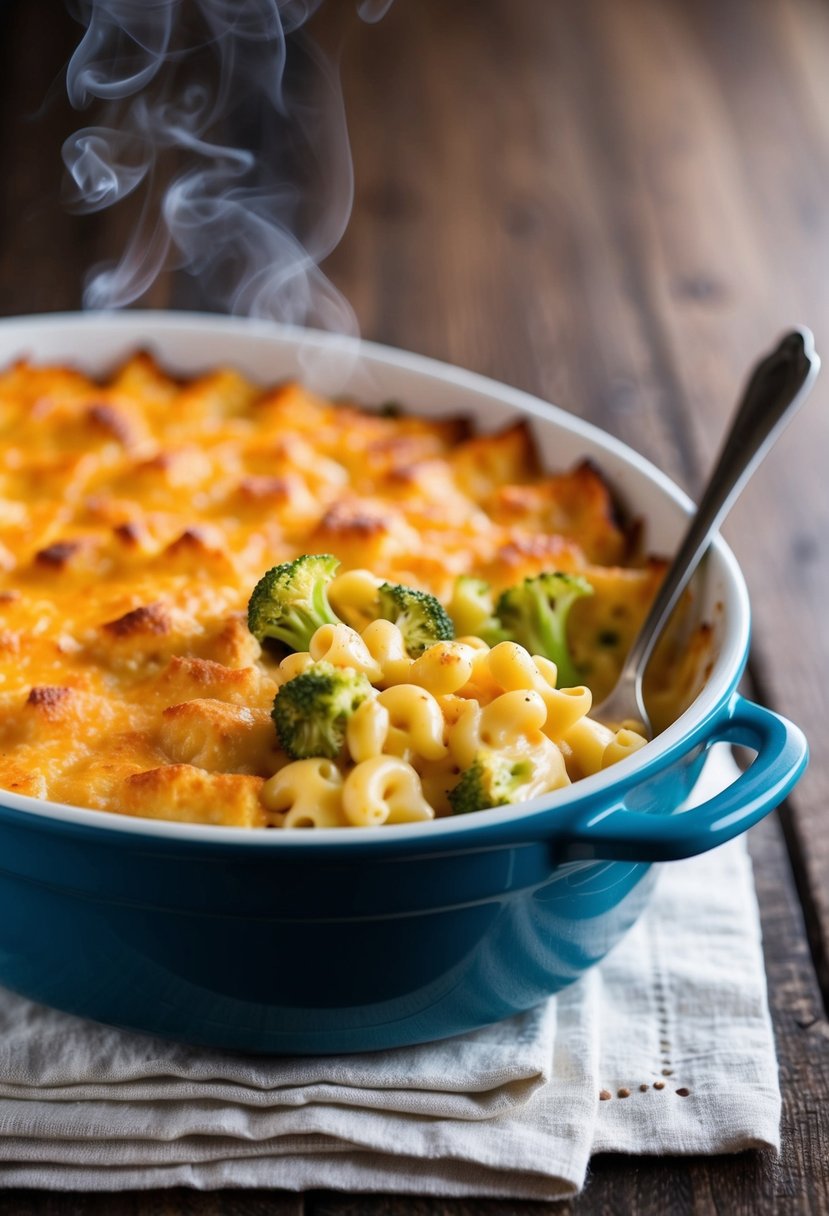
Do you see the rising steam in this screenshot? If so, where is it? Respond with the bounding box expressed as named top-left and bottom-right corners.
top-left (63, 0), bottom-right (387, 332)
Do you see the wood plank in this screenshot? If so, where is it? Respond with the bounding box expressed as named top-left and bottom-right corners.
top-left (307, 1197), bottom-right (553, 1216)
top-left (323, 2), bottom-right (829, 1211)
top-left (582, 0), bottom-right (829, 996)
top-left (0, 0), bottom-right (825, 1212)
top-left (0, 1193), bottom-right (304, 1216)
top-left (333, 0), bottom-right (829, 991)
top-left (694, 0), bottom-right (829, 1003)
top-left (0, 0), bottom-right (85, 315)
top-left (329, 0), bottom-right (705, 488)
top-left (566, 809), bottom-right (829, 1214)
top-left (0, 0), bottom-right (173, 319)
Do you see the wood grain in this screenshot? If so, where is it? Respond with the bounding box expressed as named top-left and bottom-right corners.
top-left (331, 0), bottom-right (829, 990)
top-left (0, 0), bottom-right (827, 1212)
top-left (594, 0), bottom-right (829, 1002)
top-left (325, 1), bottom-right (829, 1209)
top-left (0, 1194), bottom-right (304, 1216)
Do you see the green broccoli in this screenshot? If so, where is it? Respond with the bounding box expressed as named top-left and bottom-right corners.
top-left (376, 582), bottom-right (454, 656)
top-left (272, 661), bottom-right (372, 759)
top-left (248, 554), bottom-right (342, 652)
top-left (447, 575), bottom-right (511, 645)
top-left (448, 750), bottom-right (536, 815)
top-left (494, 571), bottom-right (593, 688)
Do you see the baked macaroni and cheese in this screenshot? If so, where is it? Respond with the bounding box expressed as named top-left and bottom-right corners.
top-left (0, 354), bottom-right (711, 827)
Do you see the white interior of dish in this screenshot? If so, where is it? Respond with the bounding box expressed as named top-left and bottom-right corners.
top-left (0, 312), bottom-right (750, 843)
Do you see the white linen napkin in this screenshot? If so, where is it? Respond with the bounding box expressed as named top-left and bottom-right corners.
top-left (0, 747), bottom-right (779, 1199)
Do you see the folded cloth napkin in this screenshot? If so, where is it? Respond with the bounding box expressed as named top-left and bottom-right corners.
top-left (0, 747), bottom-right (779, 1199)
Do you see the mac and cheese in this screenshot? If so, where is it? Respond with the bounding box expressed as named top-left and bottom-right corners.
top-left (0, 355), bottom-right (711, 826)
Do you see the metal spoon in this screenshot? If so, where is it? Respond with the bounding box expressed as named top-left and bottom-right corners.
top-left (593, 327), bottom-right (820, 737)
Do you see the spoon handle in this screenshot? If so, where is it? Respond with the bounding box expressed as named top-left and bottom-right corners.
top-left (621, 327), bottom-right (820, 686)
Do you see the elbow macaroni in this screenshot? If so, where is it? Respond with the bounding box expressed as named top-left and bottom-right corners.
top-left (309, 622), bottom-right (383, 682)
top-left (409, 641), bottom-right (475, 696)
top-left (342, 756), bottom-right (434, 826)
top-left (375, 685), bottom-right (448, 762)
top-left (346, 697), bottom-right (390, 763)
top-left (328, 569), bottom-right (383, 630)
top-left (262, 758), bottom-right (346, 828)
top-left (361, 619), bottom-right (413, 686)
top-left (269, 601), bottom-right (646, 829)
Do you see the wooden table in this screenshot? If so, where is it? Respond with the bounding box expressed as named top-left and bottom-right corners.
top-left (0, 0), bottom-right (827, 1211)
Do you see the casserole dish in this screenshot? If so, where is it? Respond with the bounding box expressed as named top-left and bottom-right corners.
top-left (0, 311), bottom-right (807, 1053)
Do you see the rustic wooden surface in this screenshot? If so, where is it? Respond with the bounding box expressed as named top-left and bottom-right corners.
top-left (0, 0), bottom-right (827, 1211)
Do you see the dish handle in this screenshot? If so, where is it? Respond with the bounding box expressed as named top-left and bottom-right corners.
top-left (567, 694), bottom-right (808, 862)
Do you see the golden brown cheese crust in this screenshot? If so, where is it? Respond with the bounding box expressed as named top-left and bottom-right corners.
top-left (0, 355), bottom-right (700, 825)
top-left (121, 766), bottom-right (267, 828)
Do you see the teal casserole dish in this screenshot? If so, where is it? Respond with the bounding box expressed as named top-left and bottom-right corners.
top-left (0, 312), bottom-right (808, 1054)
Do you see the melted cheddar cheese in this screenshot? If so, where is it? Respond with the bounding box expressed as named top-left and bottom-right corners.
top-left (0, 354), bottom-right (709, 825)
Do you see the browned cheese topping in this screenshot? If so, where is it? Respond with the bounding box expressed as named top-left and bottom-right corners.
top-left (0, 355), bottom-right (710, 825)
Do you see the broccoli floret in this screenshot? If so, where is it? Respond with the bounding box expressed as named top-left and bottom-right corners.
top-left (272, 661), bottom-right (372, 759)
top-left (248, 554), bottom-right (341, 652)
top-left (494, 571), bottom-right (593, 688)
top-left (376, 582), bottom-right (454, 656)
top-left (448, 750), bottom-right (536, 815)
top-left (447, 575), bottom-right (510, 644)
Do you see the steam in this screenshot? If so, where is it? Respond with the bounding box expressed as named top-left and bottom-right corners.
top-left (356, 0), bottom-right (395, 21)
top-left (62, 0), bottom-right (384, 334)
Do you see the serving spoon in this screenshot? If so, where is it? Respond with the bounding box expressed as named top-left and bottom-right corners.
top-left (593, 327), bottom-right (820, 737)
